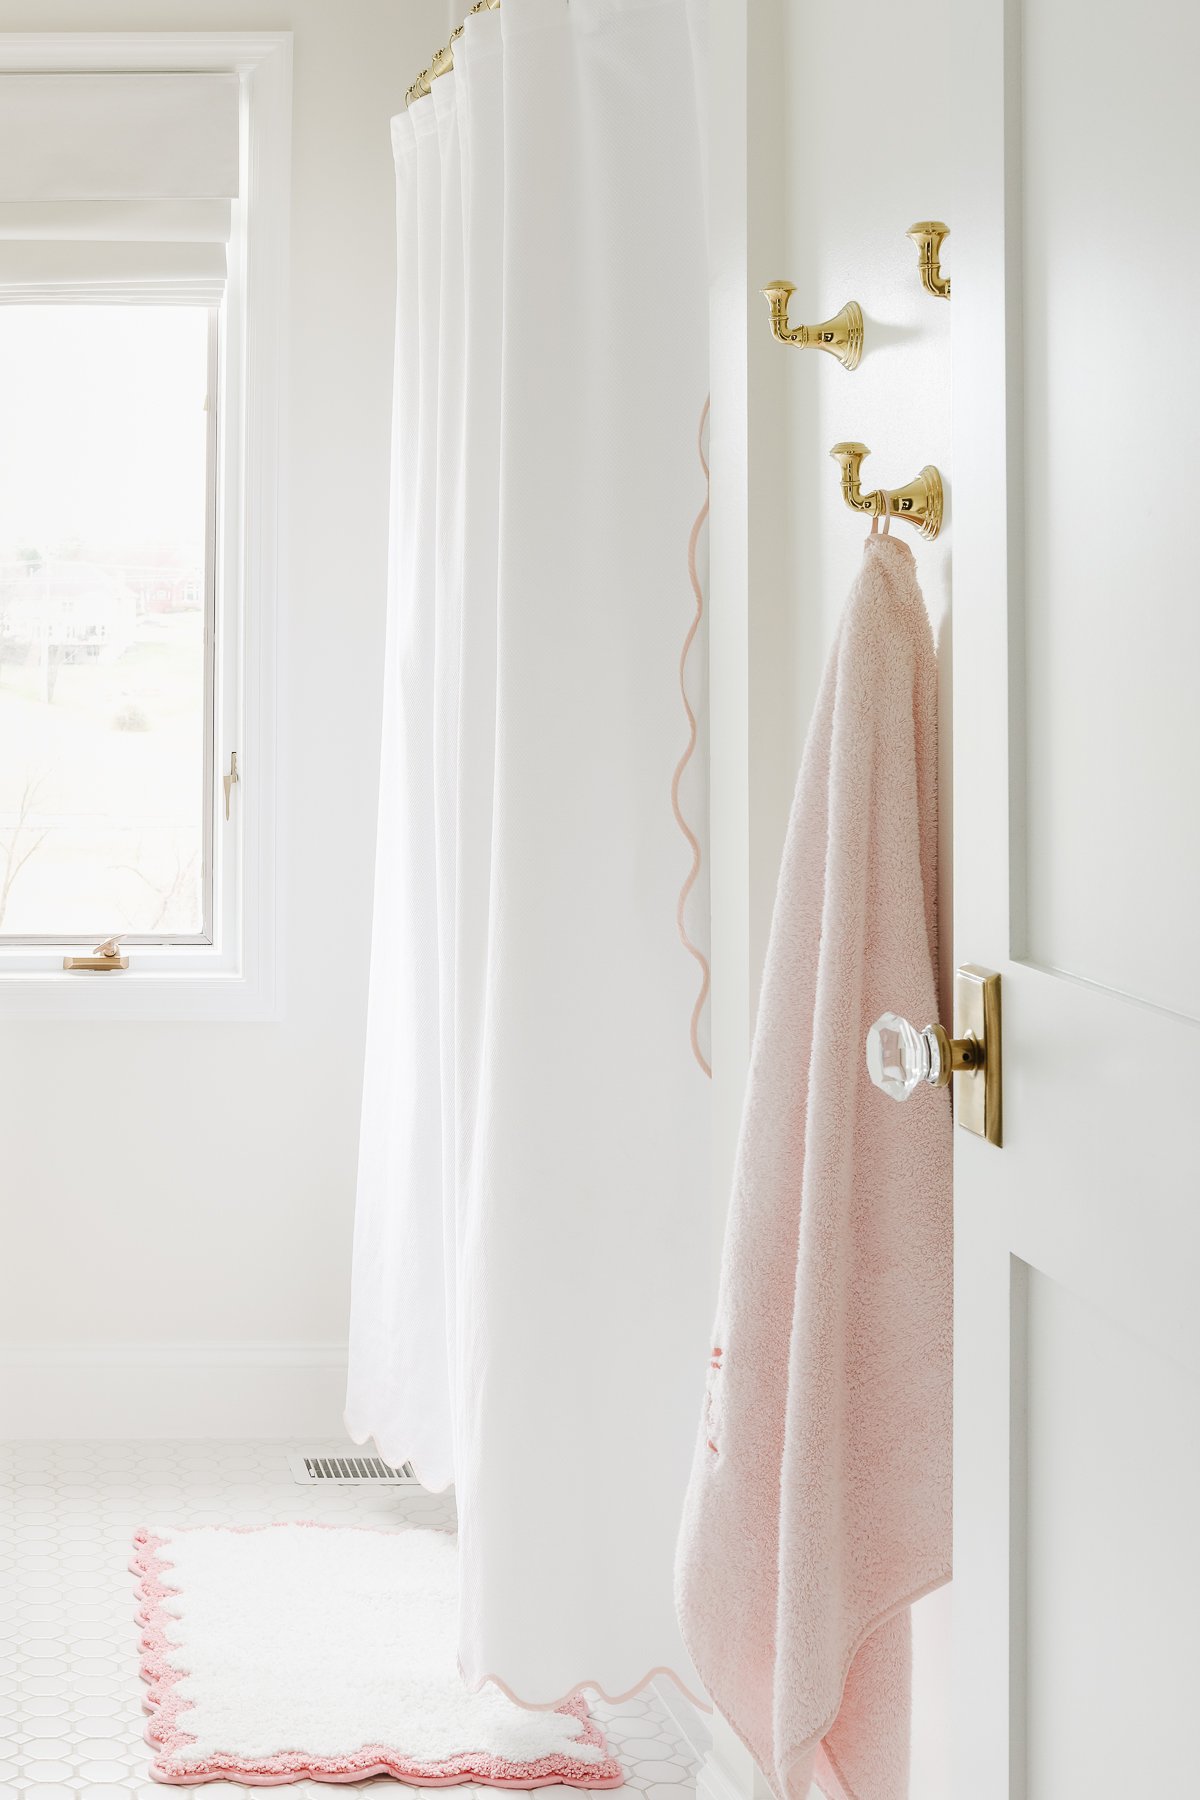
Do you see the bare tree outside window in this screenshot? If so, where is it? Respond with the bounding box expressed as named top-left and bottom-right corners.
top-left (0, 773), bottom-right (48, 929)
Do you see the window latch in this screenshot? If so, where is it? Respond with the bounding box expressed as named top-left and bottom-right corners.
top-left (223, 751), bottom-right (240, 821)
top-left (63, 936), bottom-right (129, 973)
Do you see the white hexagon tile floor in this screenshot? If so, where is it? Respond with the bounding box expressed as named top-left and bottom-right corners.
top-left (0, 1439), bottom-right (702, 1800)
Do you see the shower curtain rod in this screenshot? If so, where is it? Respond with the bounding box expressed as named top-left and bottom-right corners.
top-left (406, 0), bottom-right (500, 108)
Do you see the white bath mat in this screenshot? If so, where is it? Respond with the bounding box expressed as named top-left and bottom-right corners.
top-left (131, 1522), bottom-right (623, 1787)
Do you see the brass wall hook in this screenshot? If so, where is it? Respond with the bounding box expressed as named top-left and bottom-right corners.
top-left (907, 221), bottom-right (951, 299)
top-left (829, 441), bottom-right (943, 540)
top-left (762, 283), bottom-right (863, 371)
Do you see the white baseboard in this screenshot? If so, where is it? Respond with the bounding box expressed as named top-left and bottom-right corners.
top-left (652, 1674), bottom-right (712, 1768)
top-left (698, 1748), bottom-right (755, 1800)
top-left (697, 1712), bottom-right (769, 1800)
top-left (0, 1343), bottom-right (349, 1439)
top-left (649, 1678), bottom-right (762, 1800)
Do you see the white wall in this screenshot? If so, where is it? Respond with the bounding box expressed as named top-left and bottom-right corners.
top-left (775, 22), bottom-right (954, 1795)
top-left (706, 3), bottom-right (952, 1795)
top-left (0, 0), bottom-right (445, 1437)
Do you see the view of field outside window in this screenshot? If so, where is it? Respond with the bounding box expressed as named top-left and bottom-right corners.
top-left (0, 304), bottom-right (213, 940)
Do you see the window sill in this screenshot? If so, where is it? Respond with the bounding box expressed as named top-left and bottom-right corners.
top-left (0, 964), bottom-right (278, 1021)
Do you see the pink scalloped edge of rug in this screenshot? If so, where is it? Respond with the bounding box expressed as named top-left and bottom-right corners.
top-left (130, 1524), bottom-right (625, 1788)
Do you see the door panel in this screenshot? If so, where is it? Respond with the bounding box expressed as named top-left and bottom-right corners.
top-left (953, 0), bottom-right (1200, 1791)
top-left (1020, 0), bottom-right (1200, 1018)
top-left (1025, 1268), bottom-right (1200, 1797)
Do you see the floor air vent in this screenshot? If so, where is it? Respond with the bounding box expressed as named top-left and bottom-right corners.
top-left (288, 1451), bottom-right (419, 1486)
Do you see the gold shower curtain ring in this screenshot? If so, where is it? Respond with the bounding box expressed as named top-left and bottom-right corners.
top-left (761, 282), bottom-right (864, 371)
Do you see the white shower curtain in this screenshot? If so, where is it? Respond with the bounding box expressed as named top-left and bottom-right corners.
top-left (348, 0), bottom-right (711, 1706)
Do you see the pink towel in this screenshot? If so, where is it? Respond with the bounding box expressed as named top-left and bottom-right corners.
top-left (676, 531), bottom-right (952, 1800)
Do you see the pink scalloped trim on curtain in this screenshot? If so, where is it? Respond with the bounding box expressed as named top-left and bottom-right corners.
top-left (458, 1656), bottom-right (714, 1716)
top-left (130, 1525), bottom-right (624, 1788)
top-left (671, 394), bottom-right (712, 1079)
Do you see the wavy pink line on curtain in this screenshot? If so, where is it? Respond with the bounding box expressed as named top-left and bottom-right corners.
top-left (460, 1656), bottom-right (713, 1717)
top-left (671, 394), bottom-right (712, 1079)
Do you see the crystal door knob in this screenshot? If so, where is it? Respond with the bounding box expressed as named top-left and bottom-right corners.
top-left (865, 967), bottom-right (1004, 1147)
top-left (865, 1012), bottom-right (953, 1099)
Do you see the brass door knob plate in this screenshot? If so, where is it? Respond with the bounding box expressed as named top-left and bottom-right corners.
top-left (866, 965), bottom-right (1002, 1146)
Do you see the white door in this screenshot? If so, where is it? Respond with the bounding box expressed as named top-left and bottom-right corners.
top-left (952, 0), bottom-right (1200, 1793)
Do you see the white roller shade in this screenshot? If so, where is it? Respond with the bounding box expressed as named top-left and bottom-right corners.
top-left (0, 75), bottom-right (239, 200)
top-left (0, 241), bottom-right (227, 304)
top-left (0, 74), bottom-right (239, 303)
top-left (0, 198), bottom-right (233, 242)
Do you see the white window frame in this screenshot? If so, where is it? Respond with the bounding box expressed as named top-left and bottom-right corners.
top-left (0, 32), bottom-right (291, 1020)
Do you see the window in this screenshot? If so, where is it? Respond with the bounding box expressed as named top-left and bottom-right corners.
top-left (0, 303), bottom-right (216, 942)
top-left (0, 39), bottom-right (291, 1018)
